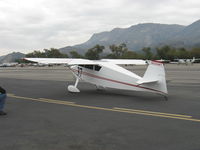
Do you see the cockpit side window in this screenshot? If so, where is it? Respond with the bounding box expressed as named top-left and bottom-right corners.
top-left (94, 65), bottom-right (101, 71)
top-left (84, 65), bottom-right (94, 70)
top-left (78, 65), bottom-right (102, 71)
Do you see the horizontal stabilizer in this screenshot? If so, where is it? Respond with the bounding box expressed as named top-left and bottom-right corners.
top-left (137, 79), bottom-right (158, 84)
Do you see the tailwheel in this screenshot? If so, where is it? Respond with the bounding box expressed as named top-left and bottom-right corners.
top-left (164, 95), bottom-right (168, 101)
top-left (95, 85), bottom-right (105, 91)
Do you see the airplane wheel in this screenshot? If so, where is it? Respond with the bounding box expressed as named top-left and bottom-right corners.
top-left (164, 96), bottom-right (168, 101)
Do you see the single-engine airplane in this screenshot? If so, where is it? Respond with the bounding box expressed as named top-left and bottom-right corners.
top-left (25, 58), bottom-right (168, 99)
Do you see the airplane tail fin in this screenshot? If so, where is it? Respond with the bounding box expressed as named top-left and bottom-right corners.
top-left (137, 61), bottom-right (168, 95)
top-left (191, 57), bottom-right (195, 63)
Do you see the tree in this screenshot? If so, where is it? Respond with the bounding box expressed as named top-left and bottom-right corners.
top-left (121, 51), bottom-right (139, 59)
top-left (69, 50), bottom-right (83, 58)
top-left (26, 50), bottom-right (46, 58)
top-left (156, 45), bottom-right (170, 59)
top-left (190, 47), bottom-right (200, 58)
top-left (176, 48), bottom-right (190, 59)
top-left (142, 47), bottom-right (153, 60)
top-left (109, 43), bottom-right (128, 58)
top-left (156, 45), bottom-right (178, 60)
top-left (166, 48), bottom-right (177, 60)
top-left (85, 45), bottom-right (105, 60)
top-left (26, 48), bottom-right (68, 58)
top-left (43, 48), bottom-right (68, 58)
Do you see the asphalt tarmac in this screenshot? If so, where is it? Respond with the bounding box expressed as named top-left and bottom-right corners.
top-left (0, 64), bottom-right (200, 150)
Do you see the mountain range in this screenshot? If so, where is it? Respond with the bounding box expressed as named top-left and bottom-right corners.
top-left (60, 19), bottom-right (200, 54)
top-left (0, 52), bottom-right (25, 63)
top-left (1, 20), bottom-right (200, 62)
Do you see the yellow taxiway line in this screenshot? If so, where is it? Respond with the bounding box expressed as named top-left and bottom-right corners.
top-left (113, 107), bottom-right (192, 118)
top-left (7, 93), bottom-right (200, 123)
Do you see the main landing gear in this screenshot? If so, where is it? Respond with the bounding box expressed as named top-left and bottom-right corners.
top-left (68, 77), bottom-right (80, 92)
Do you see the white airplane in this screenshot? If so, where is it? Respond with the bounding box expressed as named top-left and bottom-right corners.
top-left (171, 57), bottom-right (196, 65)
top-left (25, 58), bottom-right (168, 99)
top-left (0, 62), bottom-right (18, 67)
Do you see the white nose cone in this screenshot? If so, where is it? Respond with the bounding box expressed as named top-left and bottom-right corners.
top-left (68, 85), bottom-right (80, 92)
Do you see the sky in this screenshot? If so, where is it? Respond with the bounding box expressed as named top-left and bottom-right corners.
top-left (0, 0), bottom-right (200, 56)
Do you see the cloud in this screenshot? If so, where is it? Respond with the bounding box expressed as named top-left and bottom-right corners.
top-left (0, 0), bottom-right (200, 55)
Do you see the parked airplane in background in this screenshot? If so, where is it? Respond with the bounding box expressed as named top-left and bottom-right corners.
top-left (171, 57), bottom-right (197, 65)
top-left (0, 62), bottom-right (18, 67)
top-left (189, 57), bottom-right (200, 63)
top-left (25, 58), bottom-right (168, 99)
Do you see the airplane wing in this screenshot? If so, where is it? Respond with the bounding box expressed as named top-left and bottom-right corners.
top-left (25, 58), bottom-right (147, 66)
top-left (101, 59), bottom-right (147, 65)
top-left (24, 58), bottom-right (99, 65)
top-left (25, 58), bottom-right (72, 64)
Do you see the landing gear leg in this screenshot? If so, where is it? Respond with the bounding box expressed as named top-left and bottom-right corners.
top-left (68, 77), bottom-right (80, 92)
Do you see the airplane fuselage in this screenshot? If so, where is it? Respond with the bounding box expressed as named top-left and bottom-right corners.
top-left (70, 63), bottom-right (165, 94)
